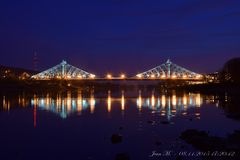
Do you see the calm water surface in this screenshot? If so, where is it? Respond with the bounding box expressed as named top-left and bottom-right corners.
top-left (0, 89), bottom-right (239, 160)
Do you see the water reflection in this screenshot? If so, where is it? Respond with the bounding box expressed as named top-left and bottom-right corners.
top-left (90, 91), bottom-right (95, 114)
top-left (30, 91), bottom-right (97, 119)
top-left (28, 91), bottom-right (203, 120)
top-left (0, 91), bottom-right (207, 120)
top-left (121, 90), bottom-right (125, 111)
top-left (1, 90), bottom-right (239, 160)
top-left (3, 96), bottom-right (10, 110)
top-left (136, 92), bottom-right (202, 119)
top-left (137, 90), bottom-right (142, 111)
top-left (77, 90), bottom-right (83, 113)
top-left (107, 90), bottom-right (111, 113)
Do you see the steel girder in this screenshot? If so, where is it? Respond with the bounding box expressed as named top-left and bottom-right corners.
top-left (32, 60), bottom-right (95, 80)
top-left (136, 59), bottom-right (202, 79)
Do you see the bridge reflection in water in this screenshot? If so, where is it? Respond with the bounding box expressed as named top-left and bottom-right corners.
top-left (31, 91), bottom-right (96, 119)
top-left (136, 91), bottom-right (202, 120)
top-left (30, 91), bottom-right (203, 120)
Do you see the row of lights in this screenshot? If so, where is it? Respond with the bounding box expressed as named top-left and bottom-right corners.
top-left (51, 74), bottom-right (202, 79)
top-left (106, 74), bottom-right (125, 79)
top-left (66, 74), bottom-right (96, 79)
top-left (97, 73), bottom-right (201, 79)
top-left (136, 74), bottom-right (202, 79)
top-left (65, 74), bottom-right (126, 79)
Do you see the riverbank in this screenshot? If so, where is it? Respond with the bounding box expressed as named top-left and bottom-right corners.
top-left (1, 79), bottom-right (240, 94)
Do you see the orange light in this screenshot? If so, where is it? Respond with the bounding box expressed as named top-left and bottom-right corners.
top-left (120, 74), bottom-right (125, 79)
top-left (137, 74), bottom-right (142, 78)
top-left (183, 95), bottom-right (187, 106)
top-left (196, 75), bottom-right (202, 79)
top-left (172, 75), bottom-right (177, 79)
top-left (161, 95), bottom-right (166, 108)
top-left (161, 75), bottom-right (166, 78)
top-left (121, 92), bottom-right (125, 111)
top-left (172, 95), bottom-right (177, 106)
top-left (90, 74), bottom-right (95, 79)
top-left (138, 93), bottom-right (142, 110)
top-left (107, 74), bottom-right (112, 79)
top-left (151, 74), bottom-right (155, 78)
top-left (107, 91), bottom-right (111, 112)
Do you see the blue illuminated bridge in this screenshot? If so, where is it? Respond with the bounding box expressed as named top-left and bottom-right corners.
top-left (32, 59), bottom-right (203, 80)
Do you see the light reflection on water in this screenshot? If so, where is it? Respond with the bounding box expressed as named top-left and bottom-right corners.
top-left (10, 91), bottom-right (204, 120)
top-left (0, 90), bottom-right (238, 160)
top-left (1, 90), bottom-right (227, 121)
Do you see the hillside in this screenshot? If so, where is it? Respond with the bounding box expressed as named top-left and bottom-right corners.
top-left (0, 65), bottom-right (38, 79)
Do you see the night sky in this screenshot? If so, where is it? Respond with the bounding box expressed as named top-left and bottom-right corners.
top-left (0, 0), bottom-right (240, 76)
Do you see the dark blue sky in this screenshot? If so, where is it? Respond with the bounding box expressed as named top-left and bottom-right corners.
top-left (0, 0), bottom-right (240, 76)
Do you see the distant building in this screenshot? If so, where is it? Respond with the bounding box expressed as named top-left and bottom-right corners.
top-left (0, 65), bottom-right (37, 80)
top-left (205, 72), bottom-right (220, 83)
top-left (19, 72), bottom-right (31, 80)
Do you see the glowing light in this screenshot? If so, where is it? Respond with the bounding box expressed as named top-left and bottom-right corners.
top-left (107, 90), bottom-right (111, 112)
top-left (182, 112), bottom-right (187, 115)
top-left (195, 113), bottom-right (200, 116)
top-left (189, 95), bottom-right (193, 105)
top-left (107, 74), bottom-right (112, 79)
top-left (56, 96), bottom-right (61, 110)
top-left (151, 74), bottom-right (155, 78)
top-left (33, 94), bottom-right (38, 106)
top-left (225, 95), bottom-right (228, 102)
top-left (161, 95), bottom-right (166, 108)
top-left (66, 92), bottom-right (71, 111)
top-left (90, 95), bottom-right (95, 114)
top-left (137, 74), bottom-right (142, 78)
top-left (196, 75), bottom-right (202, 79)
top-left (120, 74), bottom-right (125, 79)
top-left (67, 75), bottom-right (71, 79)
top-left (90, 74), bottom-right (95, 79)
top-left (196, 93), bottom-right (201, 107)
top-left (77, 93), bottom-right (83, 113)
top-left (67, 99), bottom-right (71, 111)
top-left (172, 75), bottom-right (177, 79)
top-left (3, 96), bottom-right (7, 110)
top-left (172, 94), bottom-right (177, 106)
top-left (161, 75), bottom-right (166, 78)
top-left (151, 94), bottom-right (155, 108)
top-left (46, 94), bottom-right (50, 107)
top-left (137, 93), bottom-right (142, 111)
top-left (77, 75), bottom-right (82, 79)
top-left (183, 75), bottom-right (187, 78)
top-left (183, 95), bottom-right (187, 106)
top-left (56, 75), bottom-right (61, 79)
top-left (121, 91), bottom-right (125, 111)
top-left (161, 113), bottom-right (165, 116)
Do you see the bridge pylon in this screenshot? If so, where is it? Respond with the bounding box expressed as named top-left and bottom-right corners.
top-left (32, 60), bottom-right (96, 80)
top-left (136, 59), bottom-right (203, 80)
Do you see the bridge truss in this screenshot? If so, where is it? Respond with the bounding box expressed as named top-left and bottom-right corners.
top-left (136, 59), bottom-right (203, 79)
top-left (32, 60), bottom-right (96, 80)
